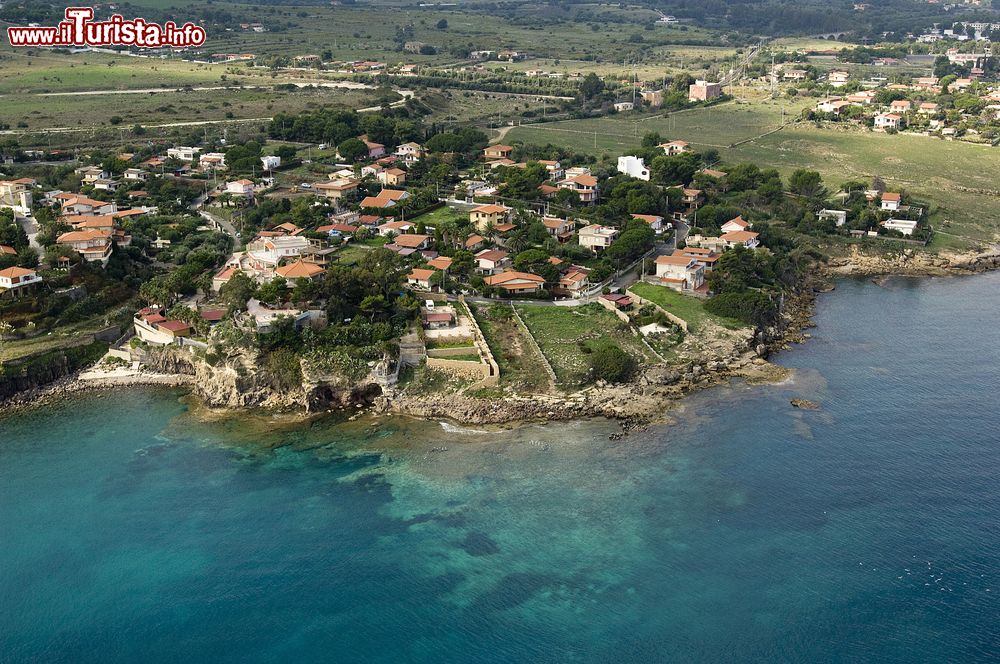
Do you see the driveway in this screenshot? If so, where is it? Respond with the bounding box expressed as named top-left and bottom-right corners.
top-left (16, 215), bottom-right (44, 259)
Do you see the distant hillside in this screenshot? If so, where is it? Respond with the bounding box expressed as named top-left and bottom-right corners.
top-left (639, 0), bottom-right (996, 39)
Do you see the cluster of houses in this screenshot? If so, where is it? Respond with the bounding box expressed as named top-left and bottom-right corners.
top-left (616, 140), bottom-right (692, 183)
top-left (1, 172), bottom-right (156, 268)
top-left (483, 144), bottom-right (599, 204)
top-left (304, 139), bottom-right (424, 208)
top-left (819, 189), bottom-right (925, 237)
top-left (651, 216), bottom-right (759, 291)
top-left (213, 223), bottom-right (332, 291)
top-left (814, 74), bottom-right (1000, 134)
top-left (158, 146), bottom-right (280, 178)
top-left (918, 25), bottom-right (999, 43)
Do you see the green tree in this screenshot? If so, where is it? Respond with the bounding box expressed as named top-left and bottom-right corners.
top-left (256, 277), bottom-right (287, 305)
top-left (788, 169), bottom-right (827, 199)
top-left (139, 276), bottom-right (172, 306)
top-left (337, 138), bottom-right (368, 163)
top-left (274, 145), bottom-right (297, 162)
top-left (589, 345), bottom-right (636, 383)
top-left (580, 72), bottom-right (605, 100)
top-left (220, 271), bottom-right (257, 311)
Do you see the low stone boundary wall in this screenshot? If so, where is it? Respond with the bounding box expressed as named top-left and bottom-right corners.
top-left (427, 346), bottom-right (479, 358)
top-left (596, 297), bottom-right (632, 324)
top-left (625, 289), bottom-right (690, 332)
top-left (426, 357), bottom-right (492, 379)
top-left (415, 291), bottom-right (449, 302)
top-left (107, 348), bottom-right (132, 362)
top-left (510, 305), bottom-right (558, 386)
top-left (459, 296), bottom-right (500, 389)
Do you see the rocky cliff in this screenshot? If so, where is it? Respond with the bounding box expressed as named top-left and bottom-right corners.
top-left (828, 245), bottom-right (1000, 277)
top-left (146, 346), bottom-right (382, 413)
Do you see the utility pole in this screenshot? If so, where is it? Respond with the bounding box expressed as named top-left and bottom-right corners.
top-left (771, 53), bottom-right (776, 97)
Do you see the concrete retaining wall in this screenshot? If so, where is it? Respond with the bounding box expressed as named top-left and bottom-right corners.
top-left (107, 348), bottom-right (132, 362)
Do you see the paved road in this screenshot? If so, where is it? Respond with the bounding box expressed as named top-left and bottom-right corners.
top-left (15, 215), bottom-right (44, 259)
top-left (191, 191), bottom-right (241, 246)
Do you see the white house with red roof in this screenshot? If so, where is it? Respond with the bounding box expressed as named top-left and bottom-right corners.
top-left (226, 179), bottom-right (255, 199)
top-left (57, 230), bottom-right (113, 265)
top-left (659, 140), bottom-right (691, 156)
top-left (719, 230), bottom-right (760, 249)
top-left (557, 174), bottom-right (598, 204)
top-left (134, 307), bottom-right (192, 345)
top-left (631, 214), bottom-right (665, 233)
top-left (654, 254), bottom-right (705, 291)
top-left (378, 220), bottom-right (415, 237)
top-left (484, 270), bottom-right (545, 294)
top-left (0, 266), bottom-right (42, 297)
top-left (881, 192), bottom-right (902, 211)
top-left (475, 249), bottom-right (511, 275)
top-left (874, 113), bottom-right (903, 131)
top-left (407, 268), bottom-right (435, 290)
top-left (720, 216), bottom-right (751, 233)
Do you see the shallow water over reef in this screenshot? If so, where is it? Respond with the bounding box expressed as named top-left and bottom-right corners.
top-left (2, 274), bottom-right (1000, 662)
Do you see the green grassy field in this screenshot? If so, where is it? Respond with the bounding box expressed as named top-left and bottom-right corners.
top-left (506, 94), bottom-right (811, 152)
top-left (0, 51), bottom-right (238, 94)
top-left (629, 282), bottom-right (743, 333)
top-left (185, 4), bottom-right (722, 63)
top-left (34, 1), bottom-right (720, 66)
top-left (419, 90), bottom-right (554, 126)
top-left (410, 205), bottom-right (468, 228)
top-left (506, 99), bottom-right (1000, 249)
top-left (469, 302), bottom-right (551, 393)
top-left (728, 126), bottom-right (1000, 249)
top-left (334, 245), bottom-right (375, 267)
top-left (3, 85), bottom-right (376, 132)
top-left (516, 303), bottom-right (653, 386)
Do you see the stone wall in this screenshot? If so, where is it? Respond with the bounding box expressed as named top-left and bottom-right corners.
top-left (427, 346), bottom-right (480, 358)
top-left (459, 296), bottom-right (500, 388)
top-left (625, 289), bottom-right (690, 332)
top-left (596, 297), bottom-right (632, 324)
top-left (426, 356), bottom-right (492, 379)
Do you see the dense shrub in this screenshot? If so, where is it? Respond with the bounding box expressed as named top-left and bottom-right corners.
top-left (704, 291), bottom-right (779, 327)
top-left (589, 344), bottom-right (637, 384)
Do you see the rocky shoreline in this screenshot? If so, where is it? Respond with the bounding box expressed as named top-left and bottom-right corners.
top-left (827, 244), bottom-right (1000, 278)
top-left (3, 244), bottom-right (997, 426)
top-left (0, 370), bottom-right (192, 417)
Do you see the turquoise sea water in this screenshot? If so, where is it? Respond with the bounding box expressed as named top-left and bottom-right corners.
top-left (2, 274), bottom-right (1000, 663)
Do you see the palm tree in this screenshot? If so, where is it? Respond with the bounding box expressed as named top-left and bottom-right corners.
top-left (482, 221), bottom-right (498, 243)
top-left (506, 230), bottom-right (529, 254)
top-left (439, 220), bottom-right (458, 247)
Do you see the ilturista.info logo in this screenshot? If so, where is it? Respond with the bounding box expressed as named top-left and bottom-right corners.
top-left (7, 7), bottom-right (206, 48)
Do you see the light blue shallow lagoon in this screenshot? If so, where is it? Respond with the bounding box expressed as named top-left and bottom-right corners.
top-left (2, 274), bottom-right (999, 663)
